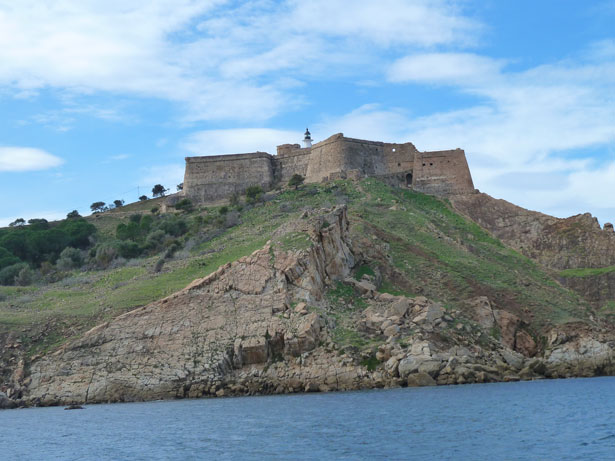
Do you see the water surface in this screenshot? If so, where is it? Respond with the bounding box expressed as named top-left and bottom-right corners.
top-left (1, 377), bottom-right (614, 460)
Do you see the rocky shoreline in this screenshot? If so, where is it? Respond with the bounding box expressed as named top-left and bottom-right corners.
top-left (2, 205), bottom-right (614, 409)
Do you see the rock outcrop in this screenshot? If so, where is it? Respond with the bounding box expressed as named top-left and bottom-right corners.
top-left (3, 204), bottom-right (613, 408)
top-left (450, 192), bottom-right (615, 306)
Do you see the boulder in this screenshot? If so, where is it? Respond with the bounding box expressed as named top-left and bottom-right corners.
top-left (383, 325), bottom-right (400, 338)
top-left (0, 391), bottom-right (16, 410)
top-left (386, 298), bottom-right (412, 318)
top-left (407, 372), bottom-right (436, 387)
top-left (412, 303), bottom-right (444, 325)
top-left (466, 296), bottom-right (496, 329)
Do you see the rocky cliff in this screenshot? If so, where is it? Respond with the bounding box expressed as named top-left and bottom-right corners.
top-left (450, 192), bottom-right (615, 307)
top-left (8, 202), bottom-right (614, 407)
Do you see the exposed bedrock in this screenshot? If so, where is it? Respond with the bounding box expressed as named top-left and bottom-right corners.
top-left (11, 205), bottom-right (615, 407)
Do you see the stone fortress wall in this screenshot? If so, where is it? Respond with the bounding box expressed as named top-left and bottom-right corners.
top-left (183, 133), bottom-right (475, 203)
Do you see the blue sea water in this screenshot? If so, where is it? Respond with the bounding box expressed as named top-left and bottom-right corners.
top-left (1, 377), bottom-right (614, 460)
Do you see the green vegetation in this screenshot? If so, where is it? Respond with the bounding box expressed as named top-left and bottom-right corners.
top-left (327, 281), bottom-right (367, 310)
top-left (276, 232), bottom-right (312, 252)
top-left (0, 177), bottom-right (601, 358)
top-left (559, 266), bottom-right (615, 278)
top-left (354, 264), bottom-right (375, 279)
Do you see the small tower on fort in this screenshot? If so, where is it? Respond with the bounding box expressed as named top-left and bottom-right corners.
top-left (303, 128), bottom-right (312, 148)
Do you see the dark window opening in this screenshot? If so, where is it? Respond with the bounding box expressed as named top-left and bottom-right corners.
top-left (422, 163), bottom-right (426, 166)
top-left (406, 172), bottom-right (413, 187)
top-left (429, 163), bottom-right (433, 166)
top-left (397, 163), bottom-right (401, 167)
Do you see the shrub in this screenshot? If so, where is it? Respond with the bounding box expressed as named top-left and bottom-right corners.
top-left (245, 185), bottom-right (264, 204)
top-left (151, 206), bottom-right (160, 214)
top-left (288, 174), bottom-right (304, 190)
top-left (139, 195), bottom-right (148, 201)
top-left (117, 241), bottom-right (142, 259)
top-left (0, 263), bottom-right (29, 285)
top-left (95, 244), bottom-right (119, 269)
top-left (56, 247), bottom-right (84, 270)
top-left (219, 206), bottom-right (229, 215)
top-left (153, 258), bottom-right (165, 273)
top-left (175, 198), bottom-right (194, 212)
top-left (15, 267), bottom-right (34, 286)
top-left (144, 229), bottom-right (167, 250)
top-left (0, 247), bottom-right (20, 271)
top-left (156, 215), bottom-right (188, 237)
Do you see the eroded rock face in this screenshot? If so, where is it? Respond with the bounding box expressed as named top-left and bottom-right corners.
top-left (23, 207), bottom-right (356, 406)
top-left (451, 194), bottom-right (615, 269)
top-left (450, 193), bottom-right (615, 307)
top-left (10, 204), bottom-right (615, 408)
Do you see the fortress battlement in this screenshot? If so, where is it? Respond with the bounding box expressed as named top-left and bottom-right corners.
top-left (183, 132), bottom-right (475, 203)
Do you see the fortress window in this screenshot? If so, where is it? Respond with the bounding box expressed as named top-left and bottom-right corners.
top-left (397, 163), bottom-right (401, 167)
top-left (422, 163), bottom-right (426, 166)
top-left (429, 163), bottom-right (433, 166)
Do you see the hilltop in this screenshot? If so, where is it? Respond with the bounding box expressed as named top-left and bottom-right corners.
top-left (1, 179), bottom-right (614, 406)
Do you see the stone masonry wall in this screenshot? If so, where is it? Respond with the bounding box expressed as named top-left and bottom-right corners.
top-left (184, 153), bottom-right (274, 202)
top-left (273, 145), bottom-right (311, 184)
top-left (183, 133), bottom-right (475, 203)
top-left (305, 134), bottom-right (390, 183)
top-left (381, 142), bottom-right (418, 174)
top-left (413, 149), bottom-right (475, 195)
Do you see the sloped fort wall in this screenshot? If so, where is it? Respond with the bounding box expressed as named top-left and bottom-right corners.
top-left (183, 133), bottom-right (475, 203)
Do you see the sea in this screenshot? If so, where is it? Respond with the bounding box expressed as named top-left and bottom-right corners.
top-left (1, 377), bottom-right (614, 460)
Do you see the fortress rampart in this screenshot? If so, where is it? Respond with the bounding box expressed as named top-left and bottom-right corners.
top-left (183, 133), bottom-right (475, 203)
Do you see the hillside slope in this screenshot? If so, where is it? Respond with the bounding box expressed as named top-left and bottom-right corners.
top-left (450, 192), bottom-right (615, 312)
top-left (2, 180), bottom-right (614, 406)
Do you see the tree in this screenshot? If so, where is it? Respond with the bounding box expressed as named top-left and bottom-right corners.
top-left (27, 218), bottom-right (49, 230)
top-left (8, 218), bottom-right (25, 227)
top-left (113, 199), bottom-right (125, 208)
top-left (176, 182), bottom-right (184, 191)
top-left (90, 201), bottom-right (106, 213)
top-left (152, 184), bottom-right (167, 197)
top-left (139, 195), bottom-right (148, 201)
top-left (66, 210), bottom-right (81, 219)
top-left (245, 185), bottom-right (264, 204)
top-left (288, 174), bottom-right (304, 190)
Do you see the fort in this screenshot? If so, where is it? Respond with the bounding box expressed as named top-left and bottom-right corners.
top-left (182, 131), bottom-right (475, 203)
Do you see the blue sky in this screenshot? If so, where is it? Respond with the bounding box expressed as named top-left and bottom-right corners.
top-left (1, 0), bottom-right (614, 226)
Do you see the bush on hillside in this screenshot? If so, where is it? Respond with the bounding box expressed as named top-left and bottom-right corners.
top-left (245, 185), bottom-right (264, 204)
top-left (0, 263), bottom-right (29, 286)
top-left (56, 247), bottom-right (85, 271)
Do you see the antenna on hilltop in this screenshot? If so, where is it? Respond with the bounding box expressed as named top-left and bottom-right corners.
top-left (303, 128), bottom-right (312, 148)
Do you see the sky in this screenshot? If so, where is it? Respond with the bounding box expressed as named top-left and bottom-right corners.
top-left (0, 0), bottom-right (614, 226)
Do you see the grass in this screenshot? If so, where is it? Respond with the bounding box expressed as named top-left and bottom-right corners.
top-left (327, 281), bottom-right (368, 310)
top-left (354, 264), bottom-right (375, 279)
top-left (559, 266), bottom-right (615, 278)
top-left (0, 177), bottom-right (601, 356)
top-left (275, 232), bottom-right (312, 252)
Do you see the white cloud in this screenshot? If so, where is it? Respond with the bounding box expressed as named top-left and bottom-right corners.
top-left (388, 53), bottom-right (505, 85)
top-left (0, 0), bottom-right (479, 121)
top-left (183, 128), bottom-right (303, 156)
top-left (0, 147), bottom-right (63, 172)
top-left (288, 0), bottom-right (479, 47)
